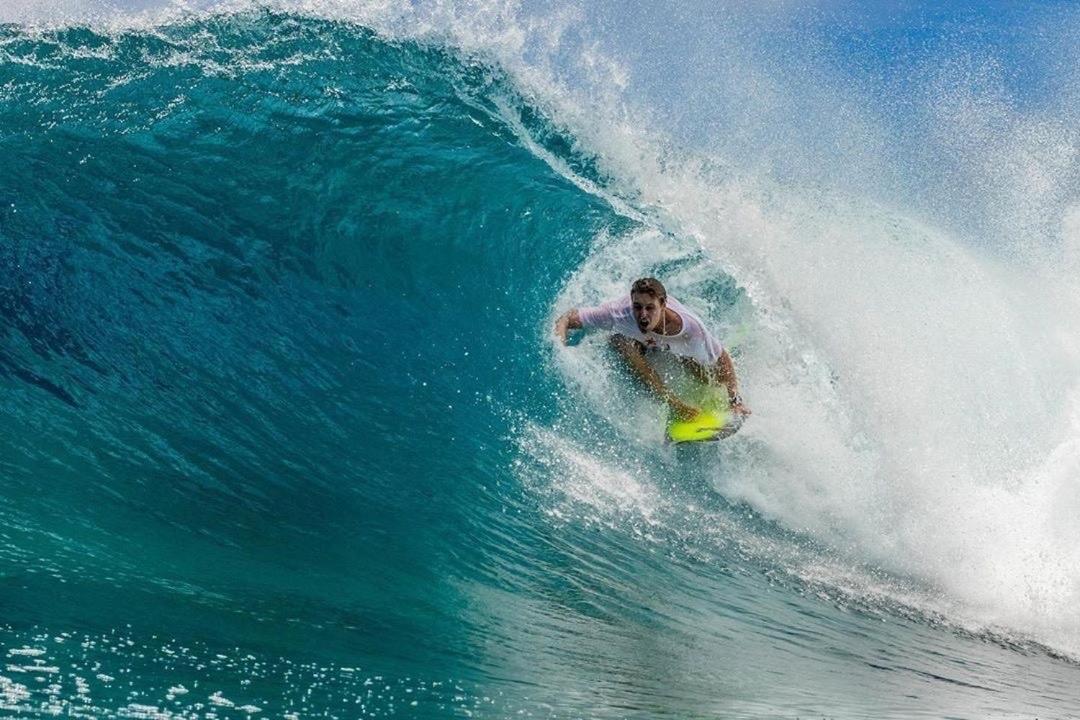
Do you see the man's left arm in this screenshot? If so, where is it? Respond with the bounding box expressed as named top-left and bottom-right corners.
top-left (715, 349), bottom-right (751, 417)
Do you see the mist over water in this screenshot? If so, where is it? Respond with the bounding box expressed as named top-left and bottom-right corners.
top-left (2, 1), bottom-right (1080, 717)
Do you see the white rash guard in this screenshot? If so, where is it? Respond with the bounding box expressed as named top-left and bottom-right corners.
top-left (577, 295), bottom-right (724, 366)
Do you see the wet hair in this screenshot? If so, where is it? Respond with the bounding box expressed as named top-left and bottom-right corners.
top-left (631, 277), bottom-right (667, 302)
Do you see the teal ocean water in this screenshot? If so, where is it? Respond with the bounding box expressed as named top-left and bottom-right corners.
top-left (3, 3), bottom-right (1080, 718)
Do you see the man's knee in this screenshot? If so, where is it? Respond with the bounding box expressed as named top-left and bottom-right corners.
top-left (609, 334), bottom-right (644, 356)
top-left (677, 355), bottom-right (710, 382)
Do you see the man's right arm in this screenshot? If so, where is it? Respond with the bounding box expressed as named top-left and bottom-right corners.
top-left (554, 309), bottom-right (583, 345)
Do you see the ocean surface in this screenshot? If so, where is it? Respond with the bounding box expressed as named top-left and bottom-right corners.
top-left (3, 1), bottom-right (1080, 718)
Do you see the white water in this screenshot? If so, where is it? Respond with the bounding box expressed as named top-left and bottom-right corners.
top-left (526, 1), bottom-right (1080, 658)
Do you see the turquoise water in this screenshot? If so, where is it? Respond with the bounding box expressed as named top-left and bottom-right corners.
top-left (3, 4), bottom-right (1080, 718)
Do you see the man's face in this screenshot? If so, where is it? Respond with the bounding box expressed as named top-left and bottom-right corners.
top-left (631, 291), bottom-right (664, 333)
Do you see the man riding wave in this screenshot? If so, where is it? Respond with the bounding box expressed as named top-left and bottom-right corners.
top-left (554, 277), bottom-right (750, 421)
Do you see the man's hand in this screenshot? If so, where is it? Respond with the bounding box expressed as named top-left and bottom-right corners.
top-left (730, 401), bottom-right (751, 417)
top-left (554, 316), bottom-right (569, 345)
top-left (553, 309), bottom-right (581, 345)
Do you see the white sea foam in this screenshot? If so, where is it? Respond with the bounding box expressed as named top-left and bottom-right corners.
top-left (6, 648), bottom-right (46, 657)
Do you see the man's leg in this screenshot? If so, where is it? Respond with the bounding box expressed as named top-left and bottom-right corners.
top-left (609, 334), bottom-right (651, 382)
top-left (609, 334), bottom-right (698, 418)
top-left (677, 355), bottom-right (715, 385)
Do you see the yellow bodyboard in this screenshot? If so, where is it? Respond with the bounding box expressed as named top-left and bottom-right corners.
top-left (663, 379), bottom-right (742, 444)
top-left (666, 409), bottom-right (729, 443)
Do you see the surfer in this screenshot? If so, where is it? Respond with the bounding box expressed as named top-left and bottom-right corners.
top-left (554, 277), bottom-right (750, 420)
